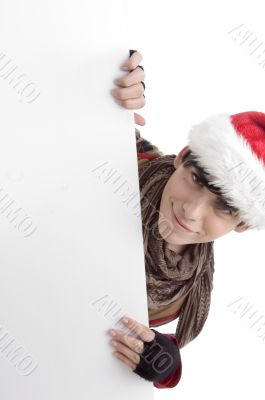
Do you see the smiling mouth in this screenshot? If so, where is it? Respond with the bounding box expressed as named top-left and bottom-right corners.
top-left (171, 204), bottom-right (194, 233)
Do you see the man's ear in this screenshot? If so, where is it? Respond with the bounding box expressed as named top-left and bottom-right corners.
top-left (174, 146), bottom-right (190, 169)
top-left (234, 224), bottom-right (250, 233)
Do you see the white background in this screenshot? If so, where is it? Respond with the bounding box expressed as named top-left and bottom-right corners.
top-left (0, 0), bottom-right (264, 398)
top-left (123, 0), bottom-right (265, 398)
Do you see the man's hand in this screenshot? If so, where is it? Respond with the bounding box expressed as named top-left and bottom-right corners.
top-left (111, 50), bottom-right (146, 126)
top-left (107, 316), bottom-right (155, 371)
top-left (107, 316), bottom-right (181, 383)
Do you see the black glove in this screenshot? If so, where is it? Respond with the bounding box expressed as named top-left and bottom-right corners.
top-left (133, 329), bottom-right (181, 382)
top-left (129, 49), bottom-right (145, 88)
top-left (129, 49), bottom-right (137, 57)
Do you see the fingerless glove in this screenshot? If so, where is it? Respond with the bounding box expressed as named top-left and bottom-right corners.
top-left (133, 329), bottom-right (181, 382)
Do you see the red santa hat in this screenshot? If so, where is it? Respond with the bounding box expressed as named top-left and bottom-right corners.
top-left (187, 111), bottom-right (265, 230)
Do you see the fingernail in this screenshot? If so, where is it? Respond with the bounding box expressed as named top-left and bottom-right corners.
top-left (122, 318), bottom-right (129, 324)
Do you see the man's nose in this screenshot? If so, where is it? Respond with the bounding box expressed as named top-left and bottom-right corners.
top-left (182, 198), bottom-right (206, 221)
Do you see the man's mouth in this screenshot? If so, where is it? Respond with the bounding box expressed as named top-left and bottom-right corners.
top-left (171, 204), bottom-right (193, 232)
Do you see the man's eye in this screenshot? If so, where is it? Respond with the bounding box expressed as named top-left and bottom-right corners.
top-left (192, 172), bottom-right (204, 187)
top-left (220, 207), bottom-right (233, 215)
top-left (216, 204), bottom-right (235, 215)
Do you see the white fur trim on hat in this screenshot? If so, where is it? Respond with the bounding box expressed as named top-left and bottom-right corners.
top-left (187, 113), bottom-right (265, 230)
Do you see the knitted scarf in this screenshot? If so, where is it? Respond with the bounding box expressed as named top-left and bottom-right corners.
top-left (138, 154), bottom-right (215, 349)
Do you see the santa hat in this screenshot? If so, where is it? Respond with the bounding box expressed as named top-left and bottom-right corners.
top-left (187, 111), bottom-right (265, 230)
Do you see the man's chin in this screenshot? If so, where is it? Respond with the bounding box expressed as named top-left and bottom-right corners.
top-left (158, 223), bottom-right (175, 242)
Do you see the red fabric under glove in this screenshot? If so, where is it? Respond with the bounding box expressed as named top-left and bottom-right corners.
top-left (153, 334), bottom-right (182, 389)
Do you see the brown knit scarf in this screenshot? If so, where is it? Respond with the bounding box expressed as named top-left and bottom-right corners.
top-left (138, 154), bottom-right (215, 349)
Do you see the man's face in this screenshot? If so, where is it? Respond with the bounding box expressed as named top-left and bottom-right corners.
top-left (158, 146), bottom-right (249, 250)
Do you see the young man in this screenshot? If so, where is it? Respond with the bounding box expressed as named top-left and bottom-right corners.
top-left (108, 50), bottom-right (264, 389)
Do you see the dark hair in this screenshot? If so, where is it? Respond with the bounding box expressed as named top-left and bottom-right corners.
top-left (181, 150), bottom-right (246, 227)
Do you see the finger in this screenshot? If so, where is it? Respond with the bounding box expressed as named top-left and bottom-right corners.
top-left (120, 317), bottom-right (155, 342)
top-left (110, 330), bottom-right (144, 354)
top-left (112, 340), bottom-right (141, 365)
top-left (114, 351), bottom-right (137, 371)
top-left (121, 51), bottom-right (143, 71)
top-left (111, 82), bottom-right (144, 101)
top-left (114, 96), bottom-right (145, 110)
top-left (114, 67), bottom-right (145, 88)
top-left (134, 113), bottom-right (146, 126)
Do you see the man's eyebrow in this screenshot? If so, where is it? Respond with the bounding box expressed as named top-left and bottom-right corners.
top-left (213, 197), bottom-right (231, 208)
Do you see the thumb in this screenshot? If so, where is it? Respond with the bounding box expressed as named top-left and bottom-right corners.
top-left (134, 113), bottom-right (146, 126)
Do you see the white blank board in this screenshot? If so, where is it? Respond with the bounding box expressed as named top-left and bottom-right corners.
top-left (0, 1), bottom-right (153, 398)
